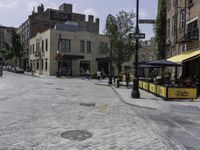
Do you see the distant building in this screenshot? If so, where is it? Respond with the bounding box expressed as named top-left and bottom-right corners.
top-left (17, 3), bottom-right (100, 70)
top-left (29, 23), bottom-right (110, 76)
top-left (121, 38), bottom-right (156, 73)
top-left (0, 26), bottom-right (13, 50)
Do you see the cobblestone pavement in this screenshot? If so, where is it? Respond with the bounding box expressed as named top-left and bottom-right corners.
top-left (0, 72), bottom-right (174, 150)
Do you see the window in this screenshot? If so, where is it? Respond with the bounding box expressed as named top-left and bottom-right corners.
top-left (61, 39), bottom-right (70, 52)
top-left (45, 39), bottom-right (48, 51)
top-left (30, 45), bottom-right (32, 54)
top-left (87, 41), bottom-right (91, 53)
top-left (173, 0), bottom-right (177, 7)
top-left (33, 44), bottom-right (35, 54)
top-left (99, 42), bottom-right (108, 54)
top-left (180, 10), bottom-right (185, 30)
top-left (80, 61), bottom-right (90, 74)
top-left (172, 15), bottom-right (177, 35)
top-left (187, 20), bottom-right (198, 39)
top-left (80, 40), bottom-right (84, 53)
top-left (167, 19), bottom-right (170, 37)
top-left (37, 59), bottom-right (39, 69)
top-left (45, 59), bottom-right (48, 70)
top-left (167, 0), bottom-right (171, 11)
top-left (188, 0), bottom-right (193, 6)
top-left (41, 59), bottom-right (44, 70)
top-left (42, 40), bottom-right (44, 52)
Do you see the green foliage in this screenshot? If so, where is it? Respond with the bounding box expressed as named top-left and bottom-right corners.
top-left (11, 29), bottom-right (23, 67)
top-left (154, 0), bottom-right (166, 59)
top-left (104, 10), bottom-right (135, 74)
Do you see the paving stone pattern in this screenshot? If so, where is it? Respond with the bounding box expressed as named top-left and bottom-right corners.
top-left (0, 72), bottom-right (173, 149)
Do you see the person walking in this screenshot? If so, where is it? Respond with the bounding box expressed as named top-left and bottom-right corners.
top-left (86, 70), bottom-right (90, 79)
top-left (125, 70), bottom-right (130, 88)
top-left (97, 70), bottom-right (101, 82)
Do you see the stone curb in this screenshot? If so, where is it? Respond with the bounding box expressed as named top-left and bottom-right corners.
top-left (95, 82), bottom-right (158, 110)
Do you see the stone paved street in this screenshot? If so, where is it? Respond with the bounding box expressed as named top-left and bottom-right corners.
top-left (0, 72), bottom-right (174, 150)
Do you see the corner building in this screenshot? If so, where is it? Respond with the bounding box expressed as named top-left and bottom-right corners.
top-left (29, 23), bottom-right (110, 76)
top-left (17, 3), bottom-right (99, 70)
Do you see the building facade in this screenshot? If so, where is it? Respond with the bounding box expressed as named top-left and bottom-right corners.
top-left (165, 0), bottom-right (200, 79)
top-left (121, 38), bottom-right (156, 74)
top-left (29, 27), bottom-right (110, 76)
top-left (0, 26), bottom-right (13, 50)
top-left (17, 3), bottom-right (99, 70)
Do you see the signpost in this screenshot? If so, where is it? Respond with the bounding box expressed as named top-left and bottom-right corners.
top-left (129, 33), bottom-right (145, 39)
top-left (139, 19), bottom-right (155, 24)
top-left (134, 33), bottom-right (145, 39)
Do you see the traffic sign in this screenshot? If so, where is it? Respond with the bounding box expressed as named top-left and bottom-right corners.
top-left (134, 33), bottom-right (145, 39)
top-left (139, 19), bottom-right (155, 24)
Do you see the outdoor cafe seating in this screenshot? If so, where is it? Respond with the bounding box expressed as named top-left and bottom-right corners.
top-left (138, 59), bottom-right (199, 100)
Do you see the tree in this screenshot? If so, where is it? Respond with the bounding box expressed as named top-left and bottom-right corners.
top-left (104, 10), bottom-right (135, 75)
top-left (154, 0), bottom-right (166, 59)
top-left (11, 29), bottom-right (23, 67)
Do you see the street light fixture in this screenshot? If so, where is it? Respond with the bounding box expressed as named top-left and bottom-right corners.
top-left (131, 0), bottom-right (140, 98)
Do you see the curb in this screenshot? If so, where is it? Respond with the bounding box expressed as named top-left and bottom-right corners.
top-left (111, 86), bottom-right (158, 110)
top-left (95, 82), bottom-right (158, 110)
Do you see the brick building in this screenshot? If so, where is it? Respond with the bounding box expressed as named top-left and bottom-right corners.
top-left (17, 3), bottom-right (99, 70)
top-left (165, 0), bottom-right (200, 79)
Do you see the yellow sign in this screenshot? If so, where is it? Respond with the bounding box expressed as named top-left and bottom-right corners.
top-left (139, 81), bottom-right (143, 88)
top-left (157, 85), bottom-right (166, 98)
top-left (142, 82), bottom-right (149, 90)
top-left (149, 83), bottom-right (157, 93)
top-left (168, 87), bottom-right (197, 99)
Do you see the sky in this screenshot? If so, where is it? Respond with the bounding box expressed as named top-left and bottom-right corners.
top-left (0, 0), bottom-right (158, 40)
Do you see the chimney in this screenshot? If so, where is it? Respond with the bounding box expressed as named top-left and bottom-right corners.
top-left (88, 15), bottom-right (94, 22)
top-left (59, 3), bottom-right (72, 13)
top-left (37, 4), bottom-right (44, 14)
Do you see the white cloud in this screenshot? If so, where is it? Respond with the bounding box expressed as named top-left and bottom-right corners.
top-left (0, 0), bottom-right (19, 8)
top-left (83, 8), bottom-right (98, 20)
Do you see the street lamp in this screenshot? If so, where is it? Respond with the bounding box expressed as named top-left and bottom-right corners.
top-left (108, 43), bottom-right (113, 85)
top-left (56, 34), bottom-right (61, 77)
top-left (131, 0), bottom-right (140, 98)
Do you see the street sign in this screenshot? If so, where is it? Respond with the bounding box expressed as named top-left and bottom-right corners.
top-left (134, 33), bottom-right (145, 39)
top-left (139, 19), bottom-right (155, 24)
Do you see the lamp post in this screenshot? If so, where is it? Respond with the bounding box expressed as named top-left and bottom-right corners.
top-left (108, 43), bottom-right (113, 85)
top-left (131, 0), bottom-right (140, 98)
top-left (56, 34), bottom-right (61, 77)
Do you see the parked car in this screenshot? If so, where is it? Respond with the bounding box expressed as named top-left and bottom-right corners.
top-left (14, 67), bottom-right (24, 73)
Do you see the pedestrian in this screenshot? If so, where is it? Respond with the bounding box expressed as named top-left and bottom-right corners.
top-left (86, 70), bottom-right (90, 79)
top-left (97, 70), bottom-right (101, 82)
top-left (125, 70), bottom-right (130, 88)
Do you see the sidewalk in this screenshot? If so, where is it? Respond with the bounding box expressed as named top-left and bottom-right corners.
top-left (96, 80), bottom-right (200, 111)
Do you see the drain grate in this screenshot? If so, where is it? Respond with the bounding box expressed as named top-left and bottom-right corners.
top-left (79, 103), bottom-right (96, 107)
top-left (61, 130), bottom-right (92, 141)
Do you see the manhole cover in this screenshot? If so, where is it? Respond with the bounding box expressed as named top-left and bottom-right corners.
top-left (55, 88), bottom-right (64, 90)
top-left (79, 103), bottom-right (96, 107)
top-left (61, 130), bottom-right (92, 141)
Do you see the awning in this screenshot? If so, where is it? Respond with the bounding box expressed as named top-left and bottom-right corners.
top-left (167, 50), bottom-right (200, 63)
top-left (96, 57), bottom-right (111, 62)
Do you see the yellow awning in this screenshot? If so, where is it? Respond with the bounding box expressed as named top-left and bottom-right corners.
top-left (167, 50), bottom-right (200, 63)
